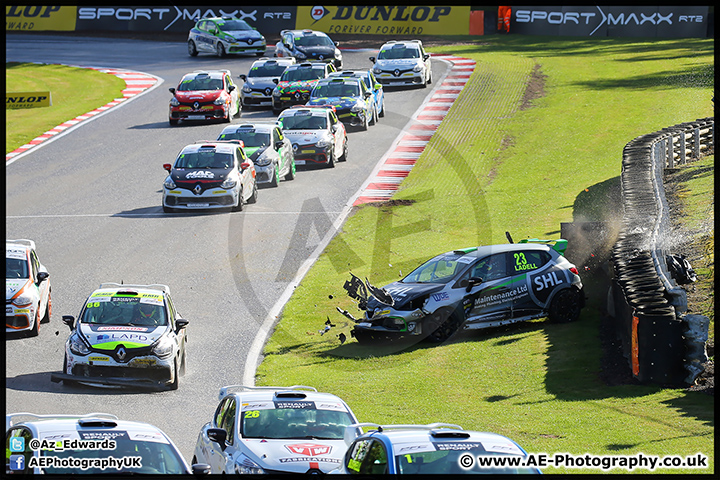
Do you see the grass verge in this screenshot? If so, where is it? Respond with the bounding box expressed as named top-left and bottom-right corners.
top-left (5, 62), bottom-right (126, 153)
top-left (256, 36), bottom-right (714, 473)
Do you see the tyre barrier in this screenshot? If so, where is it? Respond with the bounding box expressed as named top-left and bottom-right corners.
top-left (609, 117), bottom-right (713, 386)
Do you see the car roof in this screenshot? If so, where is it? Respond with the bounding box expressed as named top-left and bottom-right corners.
top-left (278, 106), bottom-right (329, 118)
top-left (183, 70), bottom-right (229, 80)
top-left (447, 242), bottom-right (557, 259)
top-left (285, 62), bottom-right (328, 70)
top-left (329, 70), bottom-right (369, 78)
top-left (89, 283), bottom-right (171, 297)
top-left (7, 413), bottom-right (170, 439)
top-left (282, 29), bottom-right (329, 37)
top-left (6, 239), bottom-right (35, 254)
top-left (252, 57), bottom-right (295, 67)
top-left (180, 142), bottom-right (239, 155)
top-left (380, 39), bottom-right (424, 48)
top-left (217, 385), bottom-right (347, 403)
top-left (221, 123), bottom-right (276, 134)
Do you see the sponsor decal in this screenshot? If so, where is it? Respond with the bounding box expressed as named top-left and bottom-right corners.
top-left (96, 326), bottom-right (148, 332)
top-left (6, 92), bottom-right (52, 109)
top-left (473, 284), bottom-right (528, 308)
top-left (431, 292), bottom-right (449, 302)
top-left (274, 401), bottom-right (315, 409)
top-left (78, 431), bottom-right (129, 441)
top-left (186, 170), bottom-right (215, 179)
top-left (6, 6), bottom-right (76, 31)
top-left (285, 443), bottom-right (332, 456)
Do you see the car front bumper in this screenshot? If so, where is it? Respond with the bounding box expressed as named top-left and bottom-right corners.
top-left (55, 351), bottom-right (175, 387)
top-left (169, 105), bottom-right (227, 122)
top-left (6, 303), bottom-right (36, 332)
top-left (292, 144), bottom-right (331, 165)
top-left (164, 187), bottom-right (239, 209)
top-left (375, 72), bottom-right (425, 86)
top-left (254, 164), bottom-right (276, 184)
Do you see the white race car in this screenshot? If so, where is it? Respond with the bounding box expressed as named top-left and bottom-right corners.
top-left (277, 106), bottom-right (348, 168)
top-left (51, 283), bottom-right (189, 390)
top-left (6, 239), bottom-right (51, 337)
top-left (369, 39), bottom-right (432, 88)
top-left (193, 385), bottom-right (361, 474)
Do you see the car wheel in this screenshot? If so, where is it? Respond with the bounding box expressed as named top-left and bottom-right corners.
top-left (326, 147), bottom-right (335, 168)
top-left (427, 69), bottom-right (432, 85)
top-left (272, 104), bottom-right (281, 115)
top-left (269, 167), bottom-right (279, 187)
top-left (424, 308), bottom-right (461, 343)
top-left (169, 118), bottom-right (178, 126)
top-left (180, 351), bottom-right (187, 376)
top-left (548, 288), bottom-right (582, 323)
top-left (285, 161), bottom-right (296, 181)
top-left (378, 99), bottom-right (385, 117)
top-left (28, 309), bottom-right (40, 337)
top-left (369, 106), bottom-right (377, 126)
top-left (168, 359), bottom-right (179, 390)
top-left (63, 354), bottom-right (78, 386)
top-left (216, 42), bottom-right (226, 57)
top-left (361, 113), bottom-right (369, 131)
top-left (41, 291), bottom-right (52, 324)
top-left (248, 182), bottom-right (258, 204)
top-left (232, 189), bottom-right (244, 212)
top-left (188, 40), bottom-right (198, 57)
top-left (338, 140), bottom-right (348, 162)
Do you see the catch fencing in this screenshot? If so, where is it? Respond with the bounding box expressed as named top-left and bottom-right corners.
top-left (609, 117), bottom-right (714, 386)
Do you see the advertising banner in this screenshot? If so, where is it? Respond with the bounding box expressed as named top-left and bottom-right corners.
top-left (512, 6), bottom-right (709, 38)
top-left (297, 6), bottom-right (470, 36)
top-left (6, 92), bottom-right (53, 109)
top-left (74, 6), bottom-right (296, 35)
top-left (6, 6), bottom-right (76, 31)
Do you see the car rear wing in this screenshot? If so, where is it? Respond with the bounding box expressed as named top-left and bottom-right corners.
top-left (98, 283), bottom-right (170, 294)
top-left (7, 412), bottom-right (118, 431)
top-left (6, 239), bottom-right (36, 250)
top-left (218, 385), bottom-right (318, 400)
top-left (518, 238), bottom-right (568, 255)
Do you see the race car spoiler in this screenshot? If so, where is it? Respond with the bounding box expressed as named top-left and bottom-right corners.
top-left (343, 422), bottom-right (464, 446)
top-left (7, 412), bottom-right (118, 431)
top-left (50, 372), bottom-right (167, 390)
top-left (506, 231), bottom-right (568, 255)
top-left (98, 283), bottom-right (170, 294)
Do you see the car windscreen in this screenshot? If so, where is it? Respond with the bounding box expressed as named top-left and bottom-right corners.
top-left (6, 257), bottom-right (29, 279)
top-left (378, 46), bottom-right (420, 60)
top-left (396, 447), bottom-right (536, 475)
top-left (219, 130), bottom-right (270, 148)
top-left (312, 83), bottom-right (359, 98)
top-left (81, 296), bottom-right (167, 327)
top-left (281, 67), bottom-right (325, 82)
top-left (401, 252), bottom-right (466, 284)
top-left (40, 437), bottom-right (187, 474)
top-left (241, 407), bottom-right (354, 440)
top-left (175, 150), bottom-right (233, 169)
top-left (177, 77), bottom-right (223, 91)
top-left (248, 64), bottom-right (288, 77)
top-left (218, 19), bottom-right (252, 31)
top-left (295, 34), bottom-right (334, 47)
top-left (279, 113), bottom-right (326, 130)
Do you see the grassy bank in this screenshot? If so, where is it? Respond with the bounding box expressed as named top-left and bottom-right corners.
top-left (5, 62), bottom-right (126, 153)
top-left (256, 36), bottom-right (714, 474)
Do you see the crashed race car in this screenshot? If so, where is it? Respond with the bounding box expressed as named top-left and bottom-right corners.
top-left (338, 235), bottom-right (585, 344)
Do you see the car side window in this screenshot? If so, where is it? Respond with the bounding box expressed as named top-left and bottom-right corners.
top-left (361, 440), bottom-right (388, 474)
top-left (165, 295), bottom-right (176, 327)
top-left (274, 127), bottom-right (283, 143)
top-left (6, 427), bottom-right (33, 473)
top-left (472, 253), bottom-right (508, 282)
top-left (30, 251), bottom-right (40, 283)
top-left (214, 397), bottom-right (231, 428)
top-left (220, 398), bottom-right (237, 445)
top-left (511, 250), bottom-right (550, 274)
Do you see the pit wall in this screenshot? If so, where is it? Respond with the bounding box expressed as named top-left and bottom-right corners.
top-left (5, 6), bottom-right (713, 38)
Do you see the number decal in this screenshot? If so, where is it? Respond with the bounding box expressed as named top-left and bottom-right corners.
top-left (244, 410), bottom-right (260, 419)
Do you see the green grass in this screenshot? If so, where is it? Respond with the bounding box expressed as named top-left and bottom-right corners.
top-left (257, 36), bottom-right (714, 474)
top-left (5, 62), bottom-right (126, 153)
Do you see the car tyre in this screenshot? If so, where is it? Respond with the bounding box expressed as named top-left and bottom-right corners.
top-left (338, 140), bottom-right (348, 162)
top-left (269, 166), bottom-right (279, 187)
top-left (41, 290), bottom-right (52, 324)
top-left (216, 42), bottom-right (226, 58)
top-left (326, 148), bottom-right (335, 168)
top-left (169, 118), bottom-right (178, 126)
top-left (232, 189), bottom-right (244, 212)
top-left (285, 161), bottom-right (296, 181)
top-left (62, 354), bottom-right (78, 387)
top-left (247, 182), bottom-right (258, 204)
top-left (168, 359), bottom-right (179, 391)
top-left (361, 113), bottom-right (369, 131)
top-left (163, 205), bottom-right (175, 214)
top-left (378, 100), bottom-right (385, 117)
top-left (425, 308), bottom-right (461, 343)
top-left (369, 106), bottom-right (377, 126)
top-left (179, 351), bottom-right (187, 376)
top-left (188, 40), bottom-right (198, 57)
top-left (548, 288), bottom-right (582, 323)
top-left (28, 309), bottom-right (40, 337)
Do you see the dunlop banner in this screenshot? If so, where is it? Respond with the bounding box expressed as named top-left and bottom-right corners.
top-left (298, 6), bottom-right (470, 36)
top-left (6, 6), bottom-right (77, 31)
top-left (7, 92), bottom-right (53, 109)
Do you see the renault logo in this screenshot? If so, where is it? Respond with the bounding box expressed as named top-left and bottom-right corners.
top-left (193, 184), bottom-right (203, 195)
top-left (116, 346), bottom-right (127, 361)
top-left (318, 55), bottom-right (324, 61)
top-left (193, 101), bottom-right (200, 110)
top-left (294, 91), bottom-right (301, 100)
top-left (264, 87), bottom-right (273, 96)
top-left (393, 69), bottom-right (401, 77)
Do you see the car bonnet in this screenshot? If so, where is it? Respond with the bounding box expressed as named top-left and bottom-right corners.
top-left (307, 97), bottom-right (357, 108)
top-left (6, 278), bottom-right (32, 300)
top-left (242, 438), bottom-right (347, 473)
top-left (79, 324), bottom-right (168, 350)
top-left (366, 281), bottom-right (445, 310)
top-left (282, 129), bottom-right (327, 144)
top-left (174, 90), bottom-right (223, 102)
top-left (171, 167), bottom-right (231, 183)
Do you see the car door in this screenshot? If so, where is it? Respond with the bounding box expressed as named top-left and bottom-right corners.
top-left (328, 110), bottom-right (344, 158)
top-left (218, 398), bottom-right (238, 473)
top-left (520, 249), bottom-right (560, 314)
top-left (29, 249), bottom-right (48, 317)
top-left (205, 397), bottom-right (234, 472)
top-left (196, 20), bottom-right (213, 53)
top-left (462, 252), bottom-right (515, 324)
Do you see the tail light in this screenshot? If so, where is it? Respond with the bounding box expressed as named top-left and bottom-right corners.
top-left (569, 266), bottom-right (579, 276)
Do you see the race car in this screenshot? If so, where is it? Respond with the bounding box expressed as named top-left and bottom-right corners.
top-left (340, 236), bottom-right (585, 344)
top-left (271, 62), bottom-right (337, 114)
top-left (217, 123), bottom-right (296, 187)
top-left (369, 39), bottom-right (432, 88)
top-left (332, 423), bottom-right (540, 474)
top-left (329, 69), bottom-right (385, 119)
top-left (275, 29), bottom-right (342, 70)
top-left (168, 70), bottom-right (240, 125)
top-left (6, 412), bottom-right (210, 474)
top-left (306, 77), bottom-right (374, 130)
top-left (50, 283), bottom-right (189, 390)
top-left (187, 16), bottom-right (266, 57)
top-left (6, 239), bottom-right (51, 337)
top-left (238, 57), bottom-right (295, 108)
top-left (277, 106), bottom-right (347, 168)
top-left (193, 385), bottom-right (361, 474)
top-left (162, 140), bottom-right (257, 213)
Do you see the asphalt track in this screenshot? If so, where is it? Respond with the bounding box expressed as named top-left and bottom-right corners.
top-left (5, 34), bottom-right (471, 460)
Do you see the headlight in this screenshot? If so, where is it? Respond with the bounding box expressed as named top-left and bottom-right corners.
top-left (273, 89), bottom-right (282, 97)
top-left (335, 49), bottom-right (342, 59)
top-left (169, 97), bottom-right (180, 106)
top-left (152, 335), bottom-right (174, 358)
top-left (214, 96), bottom-right (226, 106)
top-left (413, 64), bottom-right (423, 72)
top-left (315, 136), bottom-right (331, 148)
top-left (242, 84), bottom-right (252, 93)
top-left (69, 333), bottom-right (91, 356)
top-left (351, 101), bottom-right (364, 113)
top-left (372, 66), bottom-right (381, 74)
top-left (254, 150), bottom-right (273, 167)
top-left (163, 176), bottom-right (176, 189)
top-left (12, 291), bottom-right (33, 306)
top-left (221, 176), bottom-right (238, 189)
top-left (295, 51), bottom-right (306, 59)
top-left (236, 457), bottom-right (264, 475)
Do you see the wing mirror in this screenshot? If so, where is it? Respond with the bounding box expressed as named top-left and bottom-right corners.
top-left (228, 85), bottom-right (235, 93)
top-left (206, 428), bottom-right (228, 451)
top-left (238, 74), bottom-right (247, 82)
top-left (163, 163), bottom-right (172, 173)
top-left (62, 315), bottom-right (75, 331)
top-left (175, 318), bottom-right (189, 332)
top-left (169, 87), bottom-right (176, 94)
top-left (465, 277), bottom-right (483, 292)
top-left (37, 271), bottom-right (49, 283)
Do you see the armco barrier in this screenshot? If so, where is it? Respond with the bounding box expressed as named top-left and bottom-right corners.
top-left (609, 117), bottom-right (714, 386)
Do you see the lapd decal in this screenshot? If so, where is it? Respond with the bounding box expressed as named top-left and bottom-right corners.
top-left (529, 266), bottom-right (567, 305)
